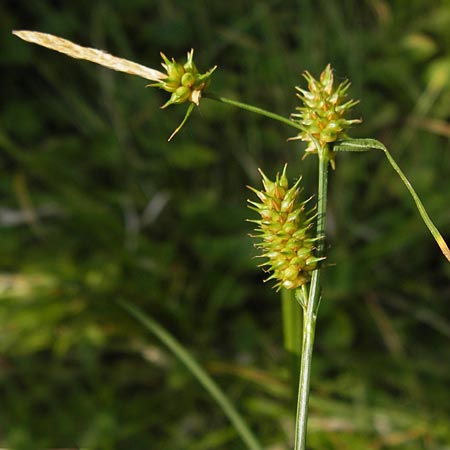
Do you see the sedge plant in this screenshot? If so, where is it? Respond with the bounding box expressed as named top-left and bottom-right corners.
top-left (13, 30), bottom-right (450, 450)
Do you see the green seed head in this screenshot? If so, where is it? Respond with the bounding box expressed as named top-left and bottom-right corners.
top-left (248, 165), bottom-right (322, 290)
top-left (291, 64), bottom-right (361, 165)
top-left (152, 49), bottom-right (217, 108)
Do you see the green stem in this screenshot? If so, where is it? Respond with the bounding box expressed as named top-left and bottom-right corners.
top-left (294, 290), bottom-right (317, 450)
top-left (116, 299), bottom-right (263, 450)
top-left (294, 145), bottom-right (329, 450)
top-left (204, 92), bottom-right (304, 131)
top-left (281, 288), bottom-right (302, 410)
top-left (281, 288), bottom-right (302, 357)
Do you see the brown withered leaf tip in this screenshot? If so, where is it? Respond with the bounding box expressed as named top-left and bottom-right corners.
top-left (12, 30), bottom-right (167, 82)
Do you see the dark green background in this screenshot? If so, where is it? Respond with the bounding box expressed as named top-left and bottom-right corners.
top-left (1, 1), bottom-right (449, 449)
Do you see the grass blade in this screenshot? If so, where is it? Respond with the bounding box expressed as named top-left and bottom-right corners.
top-left (333, 138), bottom-right (450, 262)
top-left (116, 299), bottom-right (263, 450)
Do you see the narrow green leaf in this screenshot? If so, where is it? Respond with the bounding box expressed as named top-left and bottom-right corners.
top-left (116, 299), bottom-right (263, 450)
top-left (332, 138), bottom-right (450, 262)
top-left (168, 102), bottom-right (196, 141)
top-left (333, 138), bottom-right (386, 152)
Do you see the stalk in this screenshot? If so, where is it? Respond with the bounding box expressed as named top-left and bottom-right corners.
top-left (281, 289), bottom-right (302, 357)
top-left (117, 299), bottom-right (263, 450)
top-left (294, 144), bottom-right (329, 450)
top-left (204, 92), bottom-right (304, 131)
top-left (281, 288), bottom-right (302, 408)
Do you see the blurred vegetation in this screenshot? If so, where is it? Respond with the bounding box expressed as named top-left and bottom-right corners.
top-left (1, 0), bottom-right (450, 449)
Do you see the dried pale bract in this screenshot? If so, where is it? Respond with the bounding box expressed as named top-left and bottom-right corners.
top-left (12, 30), bottom-right (167, 82)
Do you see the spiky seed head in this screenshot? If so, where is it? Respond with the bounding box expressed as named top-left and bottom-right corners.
top-left (153, 49), bottom-right (217, 108)
top-left (290, 64), bottom-right (361, 165)
top-left (247, 165), bottom-right (323, 290)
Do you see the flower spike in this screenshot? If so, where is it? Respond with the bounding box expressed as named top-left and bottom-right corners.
top-left (150, 48), bottom-right (217, 108)
top-left (248, 165), bottom-right (323, 290)
top-left (290, 64), bottom-right (361, 167)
